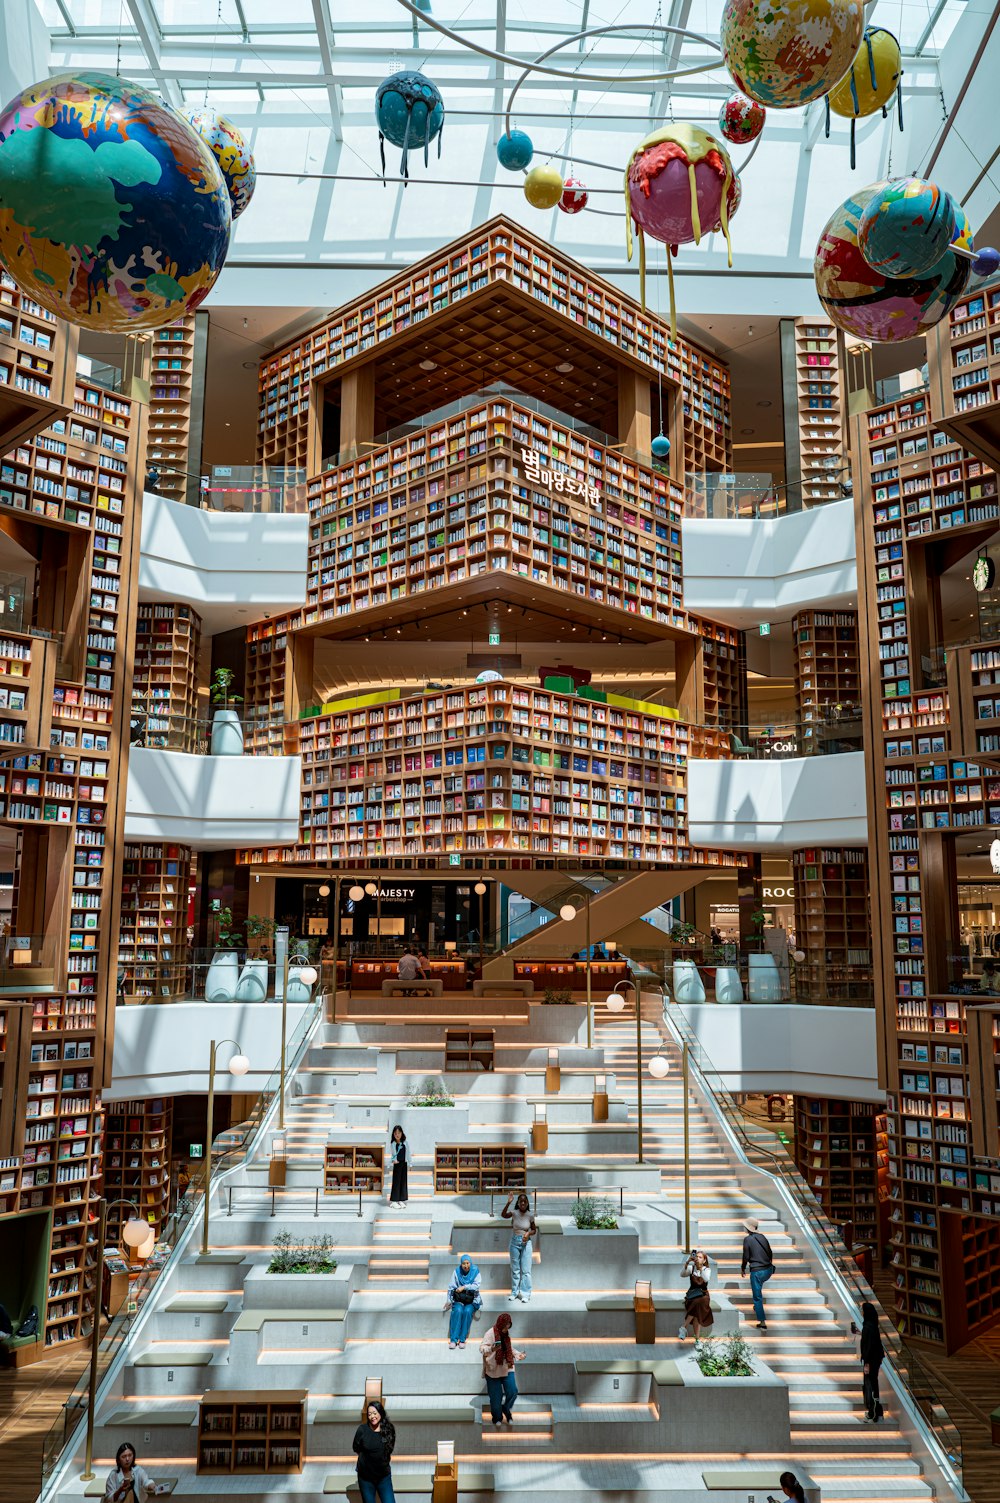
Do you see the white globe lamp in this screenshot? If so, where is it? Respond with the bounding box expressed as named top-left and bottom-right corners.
top-left (298, 966), bottom-right (318, 986)
top-left (648, 1054), bottom-right (670, 1079)
top-left (318, 883), bottom-right (331, 897)
top-left (559, 904), bottom-right (577, 921)
top-left (122, 1215), bottom-right (150, 1249)
top-left (474, 882), bottom-right (487, 896)
top-left (228, 1053), bottom-right (251, 1077)
top-left (349, 884), bottom-right (365, 901)
top-left (605, 992), bottom-right (626, 1013)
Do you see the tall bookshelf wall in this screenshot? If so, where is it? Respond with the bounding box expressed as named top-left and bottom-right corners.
top-left (0, 360), bottom-right (146, 1354)
top-left (245, 613), bottom-right (298, 755)
top-left (103, 1096), bottom-right (172, 1240)
top-left (791, 847), bottom-right (871, 1001)
top-left (119, 842), bottom-right (193, 999)
top-left (148, 314), bottom-right (199, 506)
top-left (788, 318), bottom-right (848, 503)
top-left (793, 1095), bottom-right (889, 1251)
top-left (132, 602), bottom-right (202, 751)
top-left (0, 268), bottom-right (79, 450)
top-left (853, 382), bottom-right (1000, 1351)
top-left (257, 218), bottom-right (731, 479)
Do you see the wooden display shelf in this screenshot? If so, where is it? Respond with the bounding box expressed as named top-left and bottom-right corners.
top-left (433, 1144), bottom-right (525, 1194)
top-left (0, 268), bottom-right (78, 451)
top-left (132, 602), bottom-right (201, 751)
top-left (103, 1096), bottom-right (172, 1239)
top-left (791, 847), bottom-right (871, 1001)
top-left (513, 959), bottom-right (627, 993)
top-left (445, 1028), bottom-right (495, 1072)
top-left (324, 1143), bottom-right (383, 1195)
top-left (793, 1096), bottom-right (888, 1250)
top-left (245, 612), bottom-right (299, 755)
top-left (351, 958), bottom-right (467, 993)
top-left (198, 1390), bottom-right (306, 1475)
top-left (118, 841), bottom-right (192, 999)
top-left (148, 315), bottom-right (198, 507)
top-left (784, 319), bottom-right (848, 506)
top-left (791, 611), bottom-right (860, 748)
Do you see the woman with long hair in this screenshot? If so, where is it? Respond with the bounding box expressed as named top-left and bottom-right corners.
top-left (353, 1399), bottom-right (397, 1503)
top-left (387, 1124), bottom-right (408, 1209)
top-left (445, 1252), bottom-right (482, 1348)
top-left (860, 1300), bottom-right (885, 1422)
top-left (501, 1190), bottom-right (537, 1302)
top-left (479, 1310), bottom-right (526, 1427)
top-left (105, 1442), bottom-right (156, 1501)
top-left (768, 1474), bottom-right (805, 1503)
top-left (679, 1248), bottom-right (714, 1341)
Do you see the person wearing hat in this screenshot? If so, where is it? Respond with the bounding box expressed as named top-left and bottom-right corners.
top-left (740, 1217), bottom-right (774, 1332)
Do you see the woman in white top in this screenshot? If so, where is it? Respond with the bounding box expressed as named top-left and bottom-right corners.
top-left (105, 1442), bottom-right (156, 1501)
top-left (501, 1191), bottom-right (537, 1302)
top-left (679, 1248), bottom-right (713, 1341)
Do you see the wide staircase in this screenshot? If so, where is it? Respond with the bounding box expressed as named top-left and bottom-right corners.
top-left (41, 1000), bottom-right (964, 1503)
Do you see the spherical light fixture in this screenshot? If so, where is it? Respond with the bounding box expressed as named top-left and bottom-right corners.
top-left (298, 966), bottom-right (319, 987)
top-left (349, 884), bottom-right (365, 901)
top-left (648, 1054), bottom-right (670, 1079)
top-left (605, 992), bottom-right (626, 1013)
top-left (122, 1215), bottom-right (150, 1248)
top-left (135, 1226), bottom-right (156, 1260)
top-left (791, 950), bottom-right (806, 963)
top-left (365, 882), bottom-right (378, 897)
top-left (559, 904), bottom-right (577, 921)
top-left (318, 883), bottom-right (331, 897)
top-left (228, 1053), bottom-right (251, 1077)
top-left (474, 882), bottom-right (487, 895)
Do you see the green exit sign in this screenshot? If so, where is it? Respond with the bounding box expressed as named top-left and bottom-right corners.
top-left (488, 631), bottom-right (500, 645)
top-left (758, 622), bottom-right (771, 637)
top-left (449, 854), bottom-right (461, 866)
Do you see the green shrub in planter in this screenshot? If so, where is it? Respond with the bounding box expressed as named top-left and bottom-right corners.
top-left (267, 1230), bottom-right (337, 1274)
top-left (695, 1332), bottom-right (755, 1376)
top-left (407, 1076), bottom-right (455, 1107)
top-left (572, 1194), bottom-right (618, 1230)
top-left (542, 987), bottom-right (573, 1005)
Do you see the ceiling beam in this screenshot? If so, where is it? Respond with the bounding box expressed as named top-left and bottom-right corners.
top-left (123, 0), bottom-right (183, 108)
top-left (310, 0), bottom-right (344, 141)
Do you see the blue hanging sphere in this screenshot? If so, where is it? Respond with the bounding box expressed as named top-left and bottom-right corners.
top-left (375, 70), bottom-right (444, 177)
top-left (973, 246), bottom-right (1000, 277)
top-left (651, 433), bottom-right (671, 459)
top-left (497, 129), bottom-right (534, 171)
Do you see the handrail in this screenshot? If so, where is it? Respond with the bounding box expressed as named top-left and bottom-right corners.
top-left (39, 989), bottom-right (327, 1499)
top-left (656, 998), bottom-right (967, 1500)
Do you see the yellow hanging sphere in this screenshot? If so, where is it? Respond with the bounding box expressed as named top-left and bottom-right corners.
top-left (523, 163), bottom-right (564, 210)
top-left (828, 26), bottom-right (902, 118)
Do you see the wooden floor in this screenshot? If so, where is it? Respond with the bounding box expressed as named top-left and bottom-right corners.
top-left (0, 1343), bottom-right (91, 1503)
top-left (872, 1266), bottom-right (1000, 1503)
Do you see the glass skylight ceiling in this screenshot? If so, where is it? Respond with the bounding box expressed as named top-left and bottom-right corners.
top-left (30, 0), bottom-right (986, 293)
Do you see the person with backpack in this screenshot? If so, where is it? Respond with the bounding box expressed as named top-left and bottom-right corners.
top-left (740, 1216), bottom-right (774, 1331)
top-left (445, 1253), bottom-right (482, 1348)
top-left (859, 1300), bottom-right (885, 1422)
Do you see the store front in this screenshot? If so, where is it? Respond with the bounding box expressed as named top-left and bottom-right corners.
top-left (274, 876), bottom-right (493, 953)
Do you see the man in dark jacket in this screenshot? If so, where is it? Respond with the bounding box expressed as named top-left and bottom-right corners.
top-left (740, 1216), bottom-right (774, 1331)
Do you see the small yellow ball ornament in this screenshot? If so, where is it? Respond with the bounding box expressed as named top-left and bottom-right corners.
top-left (523, 163), bottom-right (564, 210)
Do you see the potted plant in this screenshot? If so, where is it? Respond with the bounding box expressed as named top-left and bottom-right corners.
top-left (571, 1195), bottom-right (619, 1230)
top-left (205, 903), bottom-right (241, 1003)
top-left (694, 1332), bottom-right (756, 1377)
top-left (267, 1230), bottom-right (337, 1274)
top-left (209, 667), bottom-right (244, 756)
top-left (542, 987), bottom-right (573, 1005)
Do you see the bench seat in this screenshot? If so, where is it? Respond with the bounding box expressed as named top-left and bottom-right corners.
top-left (382, 979), bottom-right (444, 996)
top-left (585, 1295), bottom-right (720, 1313)
top-left (85, 1481), bottom-right (177, 1498)
top-left (575, 1358), bottom-right (682, 1386)
top-left (324, 1472), bottom-right (494, 1496)
top-left (472, 979), bottom-right (533, 997)
top-left (233, 1308), bottom-right (347, 1331)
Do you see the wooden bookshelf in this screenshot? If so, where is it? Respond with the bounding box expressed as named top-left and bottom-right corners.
top-left (147, 314), bottom-right (200, 506)
top-left (445, 1028), bottom-right (495, 1072)
top-left (433, 1144), bottom-right (526, 1194)
top-left (351, 958), bottom-right (467, 992)
top-left (245, 612), bottom-right (298, 755)
top-left (793, 1096), bottom-right (888, 1251)
top-left (118, 842), bottom-right (192, 998)
top-left (103, 1096), bottom-right (172, 1240)
top-left (791, 847), bottom-right (871, 1001)
top-left (132, 602), bottom-right (201, 750)
top-left (259, 679), bottom-right (735, 868)
top-left (512, 959), bottom-right (626, 993)
top-left (257, 217), bottom-right (731, 480)
top-left (198, 1390), bottom-right (306, 1475)
top-left (792, 611), bottom-right (860, 749)
top-left (324, 1143), bottom-right (383, 1195)
top-left (783, 319), bottom-right (847, 504)
top-left (0, 267), bottom-right (78, 451)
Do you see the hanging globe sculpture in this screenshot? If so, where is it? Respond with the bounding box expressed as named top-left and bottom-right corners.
top-left (857, 178), bottom-right (957, 278)
top-left (0, 71), bottom-right (231, 333)
top-left (524, 163), bottom-right (563, 209)
top-left (184, 107), bottom-right (256, 219)
top-left (719, 93), bottom-right (766, 145)
top-left (721, 0), bottom-right (864, 108)
top-left (496, 129), bottom-right (533, 171)
top-left (625, 123), bottom-right (738, 333)
top-left (814, 182), bottom-right (970, 343)
top-left (973, 246), bottom-right (1000, 278)
top-left (558, 178), bottom-right (589, 214)
top-left (827, 26), bottom-right (903, 166)
top-left (651, 433), bottom-right (671, 459)
top-left (375, 70), bottom-right (444, 179)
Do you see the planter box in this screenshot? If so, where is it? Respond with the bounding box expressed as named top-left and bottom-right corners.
top-left (669, 1352), bottom-right (790, 1450)
top-left (242, 1261), bottom-right (359, 1311)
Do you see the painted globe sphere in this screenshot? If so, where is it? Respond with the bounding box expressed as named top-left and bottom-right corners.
top-left (651, 433), bottom-right (671, 459)
top-left (523, 163), bottom-right (563, 210)
top-left (828, 26), bottom-right (902, 117)
top-left (721, 0), bottom-right (865, 108)
top-left (626, 124), bottom-right (737, 251)
top-left (814, 182), bottom-right (970, 343)
top-left (184, 107), bottom-right (256, 219)
top-left (375, 70), bottom-right (444, 177)
top-left (858, 178), bottom-right (957, 278)
top-left (0, 71), bottom-right (230, 333)
top-left (558, 177), bottom-right (589, 215)
top-left (719, 93), bottom-right (766, 145)
top-left (497, 129), bottom-right (533, 171)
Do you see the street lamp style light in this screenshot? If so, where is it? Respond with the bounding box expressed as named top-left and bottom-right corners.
top-left (201, 1039), bottom-right (250, 1255)
top-left (474, 881), bottom-right (487, 972)
top-left (81, 1198), bottom-right (150, 1480)
top-left (364, 880), bottom-right (382, 944)
top-left (559, 890), bottom-right (596, 1047)
top-left (604, 980), bottom-right (666, 1167)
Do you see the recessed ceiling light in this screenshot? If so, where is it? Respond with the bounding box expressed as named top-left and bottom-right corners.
top-left (556, 362), bottom-right (574, 374)
top-left (420, 358), bottom-right (437, 371)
